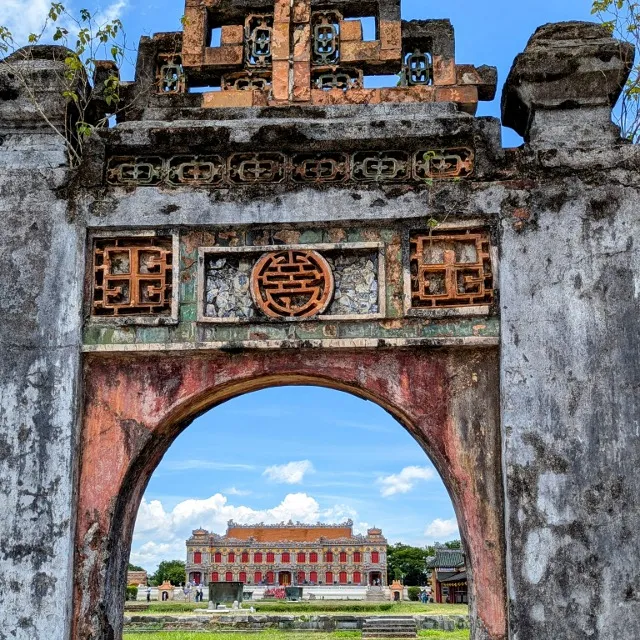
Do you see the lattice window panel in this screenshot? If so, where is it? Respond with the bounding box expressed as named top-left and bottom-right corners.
top-left (400, 49), bottom-right (433, 86)
top-left (156, 54), bottom-right (185, 94)
top-left (92, 237), bottom-right (173, 317)
top-left (312, 12), bottom-right (342, 65)
top-left (410, 230), bottom-right (494, 309)
top-left (313, 68), bottom-right (362, 91)
top-left (245, 14), bottom-right (273, 67)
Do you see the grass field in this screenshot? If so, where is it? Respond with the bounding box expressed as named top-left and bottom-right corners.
top-left (136, 601), bottom-right (468, 617)
top-left (124, 631), bottom-right (470, 640)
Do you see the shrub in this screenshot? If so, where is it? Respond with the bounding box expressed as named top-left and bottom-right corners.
top-left (408, 587), bottom-right (420, 601)
top-left (126, 586), bottom-right (139, 601)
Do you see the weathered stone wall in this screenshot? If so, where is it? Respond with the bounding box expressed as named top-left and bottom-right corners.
top-left (0, 56), bottom-right (83, 640)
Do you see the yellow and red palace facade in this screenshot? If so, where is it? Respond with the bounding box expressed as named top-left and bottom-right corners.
top-left (186, 520), bottom-right (387, 587)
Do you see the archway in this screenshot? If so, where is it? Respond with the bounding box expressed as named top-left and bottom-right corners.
top-left (73, 347), bottom-right (506, 639)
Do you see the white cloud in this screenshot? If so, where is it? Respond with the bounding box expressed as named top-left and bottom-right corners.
top-left (132, 492), bottom-right (318, 570)
top-left (263, 460), bottom-right (315, 485)
top-left (131, 491), bottom-right (368, 572)
top-left (424, 518), bottom-right (459, 539)
top-left (223, 487), bottom-right (252, 496)
top-left (377, 466), bottom-right (435, 497)
top-left (0, 0), bottom-right (128, 51)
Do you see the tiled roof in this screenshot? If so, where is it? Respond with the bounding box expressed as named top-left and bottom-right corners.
top-left (426, 548), bottom-right (465, 569)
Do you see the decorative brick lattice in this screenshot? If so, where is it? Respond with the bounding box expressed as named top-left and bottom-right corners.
top-left (313, 68), bottom-right (363, 91)
top-left (168, 156), bottom-right (225, 186)
top-left (228, 153), bottom-right (286, 184)
top-left (222, 71), bottom-right (272, 91)
top-left (400, 49), bottom-right (433, 86)
top-left (105, 148), bottom-right (473, 187)
top-left (410, 230), bottom-right (494, 309)
top-left (413, 148), bottom-right (474, 179)
top-left (291, 153), bottom-right (350, 183)
top-left (245, 15), bottom-right (273, 67)
top-left (92, 237), bottom-right (173, 316)
top-left (156, 54), bottom-right (185, 93)
top-left (251, 250), bottom-right (334, 319)
top-left (312, 12), bottom-right (341, 65)
top-left (352, 151), bottom-right (410, 183)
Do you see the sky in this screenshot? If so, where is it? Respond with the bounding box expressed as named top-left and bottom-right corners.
top-left (131, 387), bottom-right (461, 571)
top-left (0, 0), bottom-right (599, 572)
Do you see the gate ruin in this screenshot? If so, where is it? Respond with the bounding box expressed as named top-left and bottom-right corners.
top-left (1, 2), bottom-right (639, 640)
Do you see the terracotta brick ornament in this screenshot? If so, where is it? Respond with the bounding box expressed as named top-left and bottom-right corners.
top-left (123, 0), bottom-right (496, 113)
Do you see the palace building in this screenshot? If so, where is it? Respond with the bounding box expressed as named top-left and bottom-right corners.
top-left (186, 520), bottom-right (387, 588)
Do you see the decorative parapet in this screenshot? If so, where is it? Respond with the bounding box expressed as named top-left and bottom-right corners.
top-left (116, 0), bottom-right (496, 118)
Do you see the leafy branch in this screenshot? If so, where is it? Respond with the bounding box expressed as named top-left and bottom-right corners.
top-left (592, 0), bottom-right (640, 142)
top-left (0, 2), bottom-right (128, 165)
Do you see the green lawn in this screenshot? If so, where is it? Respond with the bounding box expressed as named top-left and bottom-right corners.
top-left (136, 601), bottom-right (468, 617)
top-left (124, 632), bottom-right (469, 640)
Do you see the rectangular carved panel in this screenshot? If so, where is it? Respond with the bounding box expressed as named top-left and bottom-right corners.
top-left (410, 230), bottom-right (493, 309)
top-left (92, 237), bottom-right (173, 316)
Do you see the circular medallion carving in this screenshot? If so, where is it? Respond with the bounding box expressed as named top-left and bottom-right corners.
top-left (251, 250), bottom-right (334, 319)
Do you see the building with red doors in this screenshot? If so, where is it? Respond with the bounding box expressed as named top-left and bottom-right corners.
top-left (186, 520), bottom-right (387, 588)
top-left (427, 546), bottom-right (468, 604)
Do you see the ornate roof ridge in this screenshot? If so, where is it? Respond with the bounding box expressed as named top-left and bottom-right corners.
top-left (226, 519), bottom-right (354, 529)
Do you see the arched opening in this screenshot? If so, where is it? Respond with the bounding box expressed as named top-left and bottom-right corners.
top-left (73, 348), bottom-right (506, 639)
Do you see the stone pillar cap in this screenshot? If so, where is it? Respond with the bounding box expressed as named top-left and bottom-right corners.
top-left (501, 21), bottom-right (635, 138)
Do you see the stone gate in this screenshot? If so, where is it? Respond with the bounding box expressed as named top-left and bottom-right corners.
top-left (0, 2), bottom-right (638, 640)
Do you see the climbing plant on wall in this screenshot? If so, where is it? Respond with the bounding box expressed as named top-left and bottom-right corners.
top-left (592, 0), bottom-right (640, 142)
top-left (0, 2), bottom-right (126, 165)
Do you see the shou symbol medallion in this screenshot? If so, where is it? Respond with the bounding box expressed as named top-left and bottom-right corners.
top-left (250, 250), bottom-right (334, 319)
top-left (106, 148), bottom-right (474, 187)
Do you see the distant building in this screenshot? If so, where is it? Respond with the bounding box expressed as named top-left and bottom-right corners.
top-left (186, 520), bottom-right (387, 587)
top-left (127, 570), bottom-right (148, 586)
top-left (426, 547), bottom-right (468, 604)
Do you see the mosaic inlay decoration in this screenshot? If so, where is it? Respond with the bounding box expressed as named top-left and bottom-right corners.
top-left (199, 243), bottom-right (384, 324)
top-left (106, 148), bottom-right (474, 187)
top-left (410, 230), bottom-right (494, 309)
top-left (250, 250), bottom-right (334, 319)
top-left (92, 237), bottom-right (173, 316)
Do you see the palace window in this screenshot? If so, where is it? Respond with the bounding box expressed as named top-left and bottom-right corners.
top-left (339, 571), bottom-right (348, 584)
top-left (254, 552), bottom-right (263, 563)
top-left (326, 551), bottom-right (334, 562)
top-left (226, 571), bottom-right (233, 581)
top-left (326, 571), bottom-right (333, 584)
top-left (297, 552), bottom-right (306, 563)
top-left (353, 571), bottom-right (362, 584)
top-left (281, 552), bottom-right (290, 563)
top-left (266, 571), bottom-right (275, 584)
top-left (240, 571), bottom-right (247, 583)
top-left (371, 551), bottom-right (380, 563)
top-left (297, 571), bottom-right (305, 583)
top-left (310, 552), bottom-right (318, 563)
top-left (353, 551), bottom-right (361, 563)
top-left (339, 552), bottom-right (347, 563)
top-left (228, 552), bottom-right (235, 563)
top-left (266, 552), bottom-right (275, 563)
top-left (241, 552), bottom-right (249, 563)
top-left (214, 552), bottom-right (222, 563)
top-left (310, 571), bottom-right (318, 583)
top-left (194, 551), bottom-right (202, 564)
top-left (255, 571), bottom-right (262, 583)
top-left (212, 572), bottom-right (219, 582)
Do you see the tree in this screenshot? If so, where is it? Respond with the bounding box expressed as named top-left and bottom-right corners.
top-left (150, 560), bottom-right (186, 586)
top-left (386, 543), bottom-right (430, 586)
top-left (444, 540), bottom-right (462, 550)
top-left (128, 563), bottom-right (145, 572)
top-left (592, 0), bottom-right (640, 142)
top-left (0, 2), bottom-right (126, 165)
